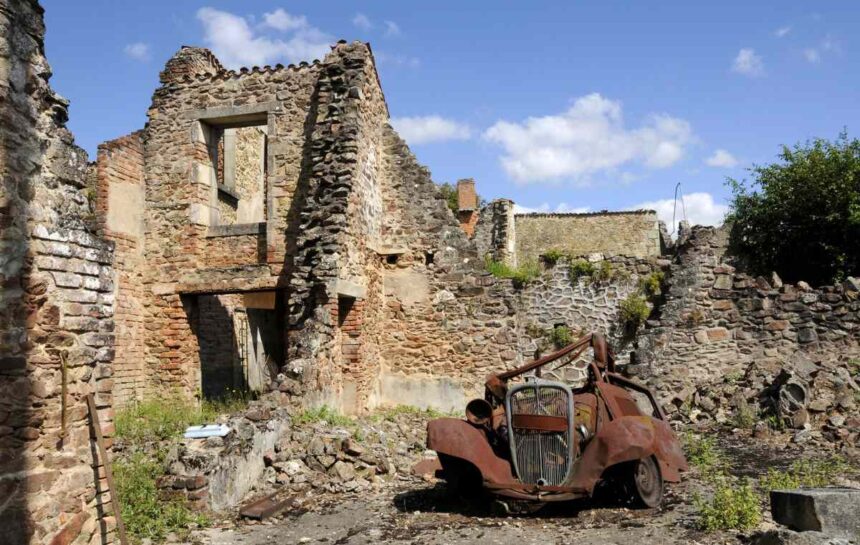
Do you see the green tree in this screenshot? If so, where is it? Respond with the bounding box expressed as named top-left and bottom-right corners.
top-left (438, 182), bottom-right (459, 212)
top-left (726, 132), bottom-right (860, 285)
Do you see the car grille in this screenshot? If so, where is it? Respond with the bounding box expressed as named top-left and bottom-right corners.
top-left (507, 382), bottom-right (573, 486)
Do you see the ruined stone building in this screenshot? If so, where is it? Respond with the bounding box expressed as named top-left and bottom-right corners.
top-left (3, 1), bottom-right (859, 543)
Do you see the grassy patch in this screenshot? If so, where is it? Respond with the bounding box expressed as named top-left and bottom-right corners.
top-left (731, 399), bottom-right (757, 429)
top-left (695, 477), bottom-right (761, 531)
top-left (485, 258), bottom-right (540, 284)
top-left (549, 325), bottom-right (573, 349)
top-left (639, 271), bottom-right (665, 300)
top-left (370, 404), bottom-right (451, 423)
top-left (759, 457), bottom-right (848, 491)
top-left (293, 405), bottom-right (355, 428)
top-left (115, 451), bottom-right (208, 543)
top-left (591, 260), bottom-right (615, 283)
top-left (619, 293), bottom-right (651, 329)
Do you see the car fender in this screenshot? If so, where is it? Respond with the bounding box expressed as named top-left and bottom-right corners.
top-left (426, 418), bottom-right (515, 484)
top-left (569, 415), bottom-right (688, 493)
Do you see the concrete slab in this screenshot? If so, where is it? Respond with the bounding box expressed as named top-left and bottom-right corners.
top-left (770, 488), bottom-right (860, 539)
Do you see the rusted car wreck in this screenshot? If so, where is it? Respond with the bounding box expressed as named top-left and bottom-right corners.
top-left (425, 333), bottom-right (688, 511)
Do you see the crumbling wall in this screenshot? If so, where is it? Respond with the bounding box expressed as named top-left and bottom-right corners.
top-left (96, 132), bottom-right (147, 404)
top-left (632, 226), bottom-right (860, 420)
top-left (0, 0), bottom-right (117, 543)
top-left (514, 210), bottom-right (661, 264)
top-left (473, 199), bottom-right (515, 265)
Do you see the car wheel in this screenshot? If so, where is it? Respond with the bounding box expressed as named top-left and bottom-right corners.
top-left (438, 454), bottom-right (482, 499)
top-left (630, 455), bottom-right (663, 508)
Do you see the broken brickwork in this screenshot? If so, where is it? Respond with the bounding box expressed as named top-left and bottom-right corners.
top-left (0, 1), bottom-right (118, 543)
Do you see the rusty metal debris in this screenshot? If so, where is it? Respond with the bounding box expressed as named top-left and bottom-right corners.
top-left (239, 491), bottom-right (296, 520)
top-left (423, 333), bottom-right (688, 509)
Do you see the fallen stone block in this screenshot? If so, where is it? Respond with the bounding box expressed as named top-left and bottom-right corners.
top-left (770, 488), bottom-right (860, 539)
top-left (751, 528), bottom-right (853, 545)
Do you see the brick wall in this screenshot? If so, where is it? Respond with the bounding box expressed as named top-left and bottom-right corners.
top-left (96, 132), bottom-right (148, 405)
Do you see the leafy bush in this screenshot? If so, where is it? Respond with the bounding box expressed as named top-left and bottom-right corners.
top-left (695, 477), bottom-right (761, 531)
top-left (727, 132), bottom-right (860, 284)
top-left (639, 271), bottom-right (665, 300)
top-left (569, 259), bottom-right (595, 281)
top-left (549, 325), bottom-right (573, 348)
top-left (542, 248), bottom-right (566, 265)
top-left (759, 457), bottom-right (848, 491)
top-left (485, 258), bottom-right (540, 285)
top-left (115, 451), bottom-right (208, 543)
top-left (619, 294), bottom-right (651, 329)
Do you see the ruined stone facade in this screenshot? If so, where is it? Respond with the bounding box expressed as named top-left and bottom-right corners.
top-left (1, 1), bottom-right (117, 543)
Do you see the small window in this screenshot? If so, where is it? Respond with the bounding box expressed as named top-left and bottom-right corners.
top-left (425, 251), bottom-right (435, 265)
top-left (386, 254), bottom-right (399, 265)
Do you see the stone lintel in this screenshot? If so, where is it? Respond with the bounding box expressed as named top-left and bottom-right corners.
top-left (334, 279), bottom-right (366, 299)
top-left (206, 222), bottom-right (266, 238)
top-left (186, 101), bottom-right (281, 124)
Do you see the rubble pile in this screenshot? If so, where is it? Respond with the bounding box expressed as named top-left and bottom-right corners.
top-left (679, 350), bottom-right (859, 449)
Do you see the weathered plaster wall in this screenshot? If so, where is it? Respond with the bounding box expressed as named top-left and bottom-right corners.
top-left (0, 1), bottom-right (117, 543)
top-left (514, 210), bottom-right (661, 264)
top-left (96, 132), bottom-right (147, 405)
top-left (632, 226), bottom-right (860, 417)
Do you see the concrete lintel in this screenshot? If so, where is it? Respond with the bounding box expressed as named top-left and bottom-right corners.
top-left (206, 222), bottom-right (266, 238)
top-left (334, 279), bottom-right (366, 299)
top-left (186, 101), bottom-right (281, 124)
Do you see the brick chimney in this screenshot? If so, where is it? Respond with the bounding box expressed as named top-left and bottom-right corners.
top-left (456, 178), bottom-right (480, 237)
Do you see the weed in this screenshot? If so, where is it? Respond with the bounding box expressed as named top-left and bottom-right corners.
top-left (683, 433), bottom-right (723, 473)
top-left (731, 399), bottom-right (757, 429)
top-left (549, 325), bottom-right (573, 349)
top-left (620, 294), bottom-right (651, 329)
top-left (371, 404), bottom-right (453, 423)
top-left (542, 249), bottom-right (565, 265)
top-left (759, 457), bottom-right (848, 491)
top-left (115, 451), bottom-right (209, 543)
top-left (294, 405), bottom-right (355, 428)
top-left (723, 370), bottom-right (744, 384)
top-left (569, 259), bottom-right (595, 281)
top-left (591, 261), bottom-right (615, 284)
top-left (764, 414), bottom-right (786, 431)
top-left (695, 477), bottom-right (761, 531)
top-left (639, 271), bottom-right (665, 300)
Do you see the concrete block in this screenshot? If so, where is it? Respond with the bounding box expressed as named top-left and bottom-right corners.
top-left (770, 488), bottom-right (860, 538)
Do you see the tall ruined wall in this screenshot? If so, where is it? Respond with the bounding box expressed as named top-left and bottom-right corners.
top-left (473, 199), bottom-right (515, 264)
top-left (96, 132), bottom-right (147, 404)
top-left (632, 226), bottom-right (860, 419)
top-left (142, 48), bottom-right (322, 395)
top-left (0, 1), bottom-right (117, 543)
top-left (514, 210), bottom-right (661, 264)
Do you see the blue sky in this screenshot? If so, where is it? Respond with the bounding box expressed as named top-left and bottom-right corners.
top-left (43, 1), bottom-right (859, 230)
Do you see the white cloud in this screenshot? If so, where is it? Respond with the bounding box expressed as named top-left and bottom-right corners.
top-left (804, 35), bottom-right (840, 64)
top-left (513, 202), bottom-right (591, 214)
top-left (196, 7), bottom-right (331, 69)
top-left (632, 192), bottom-right (728, 233)
top-left (732, 48), bottom-right (764, 77)
top-left (262, 8), bottom-right (307, 31)
top-left (705, 149), bottom-right (738, 168)
top-left (352, 13), bottom-right (372, 30)
top-left (124, 42), bottom-right (150, 61)
top-left (384, 20), bottom-right (401, 36)
top-left (391, 115), bottom-right (471, 145)
top-left (374, 51), bottom-right (420, 69)
top-left (774, 26), bottom-right (792, 38)
top-left (482, 93), bottom-right (693, 184)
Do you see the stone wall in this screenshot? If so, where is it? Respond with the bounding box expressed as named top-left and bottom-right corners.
top-left (514, 210), bottom-right (661, 264)
top-left (473, 199), bottom-right (515, 265)
top-left (96, 132), bottom-right (147, 405)
top-left (0, 1), bottom-right (117, 543)
top-left (631, 226), bottom-right (860, 417)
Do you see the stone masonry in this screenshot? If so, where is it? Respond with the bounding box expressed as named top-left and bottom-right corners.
top-left (1, 1), bottom-right (118, 543)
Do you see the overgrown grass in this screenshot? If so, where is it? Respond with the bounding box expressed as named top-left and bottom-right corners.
top-left (115, 391), bottom-right (253, 445)
top-left (115, 452), bottom-right (209, 543)
top-left (293, 405), bottom-right (356, 427)
top-left (485, 257), bottom-right (541, 284)
top-left (639, 271), bottom-right (665, 300)
top-left (542, 248), bottom-right (565, 265)
top-left (370, 404), bottom-right (449, 423)
top-left (619, 293), bottom-right (651, 329)
top-left (695, 477), bottom-right (761, 532)
top-left (759, 457), bottom-right (848, 491)
top-left (591, 260), bottom-right (615, 283)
